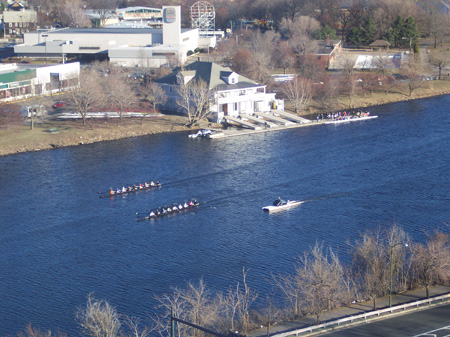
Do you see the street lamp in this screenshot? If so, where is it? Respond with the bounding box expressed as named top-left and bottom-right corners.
top-left (389, 242), bottom-right (408, 307)
top-left (402, 36), bottom-right (412, 53)
top-left (42, 34), bottom-right (48, 65)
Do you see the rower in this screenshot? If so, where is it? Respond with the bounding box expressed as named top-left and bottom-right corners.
top-left (144, 182), bottom-right (149, 188)
top-left (122, 186), bottom-right (126, 193)
top-left (149, 211), bottom-right (155, 217)
top-left (116, 188), bottom-right (121, 194)
top-left (109, 189), bottom-right (115, 195)
top-left (150, 181), bottom-right (155, 186)
top-left (178, 204), bottom-right (183, 209)
top-left (189, 201), bottom-right (194, 206)
top-left (127, 186), bottom-right (133, 192)
top-left (167, 207), bottom-right (172, 213)
top-left (139, 183), bottom-right (144, 189)
top-left (173, 205), bottom-right (178, 211)
top-left (184, 202), bottom-right (188, 208)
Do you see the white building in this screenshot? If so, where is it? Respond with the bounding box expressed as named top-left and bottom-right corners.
top-left (13, 6), bottom-right (201, 68)
top-left (0, 62), bottom-right (80, 103)
top-left (155, 61), bottom-right (283, 123)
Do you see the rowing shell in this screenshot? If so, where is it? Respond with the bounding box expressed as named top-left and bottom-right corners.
top-left (99, 183), bottom-right (161, 198)
top-left (137, 202), bottom-right (200, 222)
top-left (262, 200), bottom-right (303, 213)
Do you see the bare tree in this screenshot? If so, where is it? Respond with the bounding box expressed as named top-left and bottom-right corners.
top-left (66, 70), bottom-right (105, 127)
top-left (137, 81), bottom-right (167, 124)
top-left (350, 228), bottom-right (388, 310)
top-left (411, 229), bottom-right (450, 298)
top-left (235, 267), bottom-right (258, 334)
top-left (248, 30), bottom-right (280, 84)
top-left (17, 324), bottom-right (67, 337)
top-left (270, 271), bottom-right (302, 317)
top-left (404, 57), bottom-right (426, 97)
top-left (275, 41), bottom-right (296, 74)
top-left (222, 284), bottom-right (243, 332)
top-left (180, 278), bottom-right (221, 337)
top-left (57, 0), bottom-right (91, 28)
top-left (87, 0), bottom-right (118, 26)
top-left (123, 316), bottom-right (153, 337)
top-left (428, 52), bottom-right (450, 80)
top-left (76, 294), bottom-right (122, 337)
top-left (280, 77), bottom-right (313, 113)
top-left (104, 74), bottom-right (139, 123)
top-left (295, 242), bottom-right (346, 323)
top-left (176, 78), bottom-right (213, 126)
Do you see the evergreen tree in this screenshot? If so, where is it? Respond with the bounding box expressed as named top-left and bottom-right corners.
top-left (389, 15), bottom-right (405, 47)
top-left (403, 17), bottom-right (419, 49)
top-left (314, 24), bottom-right (337, 41)
top-left (348, 27), bottom-right (364, 48)
top-left (362, 17), bottom-right (376, 45)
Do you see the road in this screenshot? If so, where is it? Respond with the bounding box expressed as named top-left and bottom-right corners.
top-left (320, 303), bottom-right (450, 337)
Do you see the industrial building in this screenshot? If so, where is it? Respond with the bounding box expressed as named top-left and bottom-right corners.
top-left (13, 6), bottom-right (208, 68)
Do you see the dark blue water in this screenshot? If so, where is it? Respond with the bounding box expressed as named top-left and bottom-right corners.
top-left (1, 96), bottom-right (449, 335)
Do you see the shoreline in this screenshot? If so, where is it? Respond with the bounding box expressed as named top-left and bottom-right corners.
top-left (1, 83), bottom-right (450, 157)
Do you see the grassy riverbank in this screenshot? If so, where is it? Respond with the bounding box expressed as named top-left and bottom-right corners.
top-left (1, 79), bottom-right (449, 157)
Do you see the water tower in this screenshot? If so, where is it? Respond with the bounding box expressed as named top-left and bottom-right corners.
top-left (190, 1), bottom-right (215, 36)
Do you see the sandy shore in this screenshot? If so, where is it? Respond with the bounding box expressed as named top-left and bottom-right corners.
top-left (1, 80), bottom-right (449, 157)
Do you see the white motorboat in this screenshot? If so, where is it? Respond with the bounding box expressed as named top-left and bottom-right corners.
top-left (262, 199), bottom-right (303, 213)
top-left (189, 129), bottom-right (212, 138)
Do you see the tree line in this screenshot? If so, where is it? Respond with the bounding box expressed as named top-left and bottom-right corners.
top-left (16, 223), bottom-right (450, 337)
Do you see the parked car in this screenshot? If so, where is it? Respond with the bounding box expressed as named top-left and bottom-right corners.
top-left (21, 105), bottom-right (46, 118)
top-left (52, 101), bottom-right (66, 108)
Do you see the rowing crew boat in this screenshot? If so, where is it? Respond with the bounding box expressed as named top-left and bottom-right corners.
top-left (262, 199), bottom-right (303, 213)
top-left (99, 183), bottom-right (161, 198)
top-left (137, 201), bottom-right (200, 221)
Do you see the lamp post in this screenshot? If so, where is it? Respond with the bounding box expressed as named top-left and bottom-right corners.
top-left (402, 36), bottom-right (412, 53)
top-left (389, 242), bottom-right (408, 307)
top-left (42, 34), bottom-right (48, 64)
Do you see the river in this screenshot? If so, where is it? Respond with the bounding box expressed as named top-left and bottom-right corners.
top-left (1, 96), bottom-right (449, 335)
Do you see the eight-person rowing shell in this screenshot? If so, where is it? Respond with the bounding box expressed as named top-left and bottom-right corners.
top-left (105, 181), bottom-right (160, 196)
top-left (145, 200), bottom-right (199, 220)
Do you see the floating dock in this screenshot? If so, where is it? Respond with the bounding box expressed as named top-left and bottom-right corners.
top-left (254, 112), bottom-right (294, 126)
top-left (224, 116), bottom-right (262, 130)
top-left (201, 114), bottom-right (378, 140)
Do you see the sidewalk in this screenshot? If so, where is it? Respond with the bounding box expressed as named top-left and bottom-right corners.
top-left (248, 285), bottom-right (450, 337)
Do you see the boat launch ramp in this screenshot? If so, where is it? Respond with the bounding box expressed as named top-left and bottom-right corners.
top-left (204, 111), bottom-right (378, 139)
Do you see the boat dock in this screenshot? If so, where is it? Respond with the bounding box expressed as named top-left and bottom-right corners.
top-left (224, 116), bottom-right (262, 130)
top-left (254, 112), bottom-right (294, 126)
top-left (204, 113), bottom-right (378, 139)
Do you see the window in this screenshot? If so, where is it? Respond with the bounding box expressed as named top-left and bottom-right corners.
top-left (9, 23), bottom-right (12, 27)
top-left (231, 78), bottom-right (235, 84)
top-left (234, 103), bottom-right (238, 111)
top-left (169, 98), bottom-right (174, 106)
top-left (169, 86), bottom-right (173, 93)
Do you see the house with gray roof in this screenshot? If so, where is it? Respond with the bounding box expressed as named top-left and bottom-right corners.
top-left (155, 61), bottom-right (283, 123)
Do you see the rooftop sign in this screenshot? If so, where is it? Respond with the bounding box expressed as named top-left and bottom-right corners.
top-left (164, 8), bottom-right (176, 23)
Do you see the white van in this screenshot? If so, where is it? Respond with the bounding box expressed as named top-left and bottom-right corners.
top-left (21, 105), bottom-right (47, 118)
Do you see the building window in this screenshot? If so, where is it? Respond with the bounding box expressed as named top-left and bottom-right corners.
top-left (169, 86), bottom-right (173, 93)
top-left (234, 103), bottom-right (238, 111)
top-left (19, 23), bottom-right (22, 27)
top-left (9, 23), bottom-right (12, 27)
top-left (231, 78), bottom-right (235, 84)
top-left (169, 98), bottom-right (174, 106)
